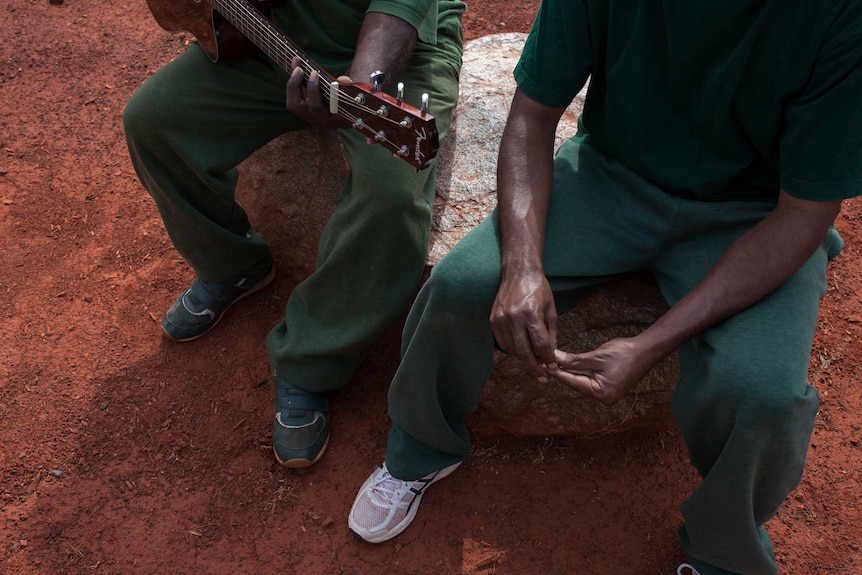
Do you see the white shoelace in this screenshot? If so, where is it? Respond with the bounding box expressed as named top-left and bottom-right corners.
top-left (369, 468), bottom-right (407, 505)
top-left (677, 564), bottom-right (701, 575)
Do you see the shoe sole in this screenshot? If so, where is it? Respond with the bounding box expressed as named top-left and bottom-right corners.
top-left (348, 462), bottom-right (462, 544)
top-left (273, 433), bottom-right (330, 468)
top-left (161, 266), bottom-right (277, 342)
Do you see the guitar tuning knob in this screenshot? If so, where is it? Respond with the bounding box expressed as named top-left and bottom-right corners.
top-left (397, 82), bottom-right (404, 104)
top-left (370, 70), bottom-right (385, 91)
top-left (421, 93), bottom-right (429, 115)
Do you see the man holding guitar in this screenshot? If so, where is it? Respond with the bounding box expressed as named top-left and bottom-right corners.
top-left (123, 0), bottom-right (465, 467)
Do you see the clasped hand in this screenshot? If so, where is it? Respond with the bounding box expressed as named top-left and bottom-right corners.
top-left (285, 56), bottom-right (353, 130)
top-left (491, 274), bottom-right (655, 406)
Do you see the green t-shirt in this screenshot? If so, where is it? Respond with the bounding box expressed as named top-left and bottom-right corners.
top-left (514, 0), bottom-right (862, 202)
top-left (271, 0), bottom-right (465, 75)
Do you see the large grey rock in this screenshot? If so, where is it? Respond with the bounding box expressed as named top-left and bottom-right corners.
top-left (237, 33), bottom-right (676, 439)
top-left (429, 33), bottom-right (586, 264)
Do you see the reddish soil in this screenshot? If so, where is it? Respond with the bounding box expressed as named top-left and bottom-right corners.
top-left (1, 1), bottom-right (860, 574)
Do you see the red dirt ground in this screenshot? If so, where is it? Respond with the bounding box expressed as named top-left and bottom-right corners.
top-left (1, 1), bottom-right (860, 574)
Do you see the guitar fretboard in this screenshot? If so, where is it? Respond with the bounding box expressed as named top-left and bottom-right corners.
top-left (210, 0), bottom-right (336, 89)
top-left (185, 0), bottom-right (439, 170)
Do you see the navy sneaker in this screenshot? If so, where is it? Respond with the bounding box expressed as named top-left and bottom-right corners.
top-left (161, 266), bottom-right (276, 341)
top-left (272, 375), bottom-right (330, 468)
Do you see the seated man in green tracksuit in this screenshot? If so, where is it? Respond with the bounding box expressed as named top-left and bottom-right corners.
top-left (347, 2), bottom-right (862, 574)
top-left (123, 1), bottom-right (465, 468)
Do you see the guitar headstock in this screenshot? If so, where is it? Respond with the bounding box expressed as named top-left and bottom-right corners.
top-left (328, 82), bottom-right (439, 171)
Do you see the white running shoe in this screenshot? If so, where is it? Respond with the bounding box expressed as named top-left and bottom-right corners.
top-left (348, 462), bottom-right (462, 543)
top-left (677, 564), bottom-right (702, 575)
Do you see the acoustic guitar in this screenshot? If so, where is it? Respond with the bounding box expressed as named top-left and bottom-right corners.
top-left (145, 0), bottom-right (439, 170)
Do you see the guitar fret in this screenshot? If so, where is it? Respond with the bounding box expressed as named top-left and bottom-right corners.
top-left (211, 0), bottom-right (326, 86)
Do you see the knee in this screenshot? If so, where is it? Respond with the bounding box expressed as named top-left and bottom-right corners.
top-left (121, 93), bottom-right (142, 141)
top-left (122, 84), bottom-right (178, 145)
top-left (728, 363), bottom-right (817, 430)
top-left (427, 248), bottom-right (499, 308)
top-left (122, 89), bottom-right (159, 146)
top-left (675, 357), bottom-right (819, 443)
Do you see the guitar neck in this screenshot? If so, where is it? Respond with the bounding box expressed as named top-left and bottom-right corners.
top-left (197, 0), bottom-right (439, 170)
top-left (210, 0), bottom-right (337, 85)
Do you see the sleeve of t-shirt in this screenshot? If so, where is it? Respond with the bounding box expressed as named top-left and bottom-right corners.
top-left (780, 8), bottom-right (862, 201)
top-left (513, 0), bottom-right (592, 109)
top-left (367, 0), bottom-right (438, 44)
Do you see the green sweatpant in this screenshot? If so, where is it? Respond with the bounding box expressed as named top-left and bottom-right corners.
top-left (383, 139), bottom-right (843, 575)
top-left (123, 29), bottom-right (462, 391)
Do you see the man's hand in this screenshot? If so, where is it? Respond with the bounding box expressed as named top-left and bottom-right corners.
top-left (490, 270), bottom-right (558, 381)
top-left (285, 12), bottom-right (418, 129)
top-left (285, 56), bottom-right (353, 129)
top-left (493, 89), bottom-right (568, 382)
top-left (547, 338), bottom-right (658, 406)
top-left (549, 191), bottom-right (841, 406)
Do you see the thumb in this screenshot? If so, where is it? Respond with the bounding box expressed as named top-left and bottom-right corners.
top-left (554, 348), bottom-right (588, 370)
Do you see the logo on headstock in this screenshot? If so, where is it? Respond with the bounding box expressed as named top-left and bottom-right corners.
top-left (414, 127), bottom-right (428, 165)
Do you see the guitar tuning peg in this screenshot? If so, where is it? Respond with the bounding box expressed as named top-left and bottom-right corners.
top-left (397, 82), bottom-right (404, 104)
top-left (370, 70), bottom-right (385, 91)
top-left (421, 93), bottom-right (429, 115)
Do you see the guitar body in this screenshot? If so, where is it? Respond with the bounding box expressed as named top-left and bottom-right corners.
top-left (145, 0), bottom-right (276, 61)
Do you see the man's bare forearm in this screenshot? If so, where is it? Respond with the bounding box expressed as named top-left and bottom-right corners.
top-left (347, 12), bottom-right (418, 88)
top-left (635, 192), bottom-right (842, 364)
top-left (497, 89), bottom-right (565, 278)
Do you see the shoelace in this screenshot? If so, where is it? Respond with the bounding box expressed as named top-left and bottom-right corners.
top-left (370, 468), bottom-right (405, 505)
top-left (677, 564), bottom-right (701, 575)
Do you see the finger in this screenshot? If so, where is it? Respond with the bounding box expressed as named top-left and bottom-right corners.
top-left (527, 319), bottom-right (556, 366)
top-left (510, 327), bottom-right (547, 380)
top-left (548, 367), bottom-right (597, 396)
top-left (335, 74), bottom-right (354, 86)
top-left (491, 328), bottom-right (545, 380)
top-left (490, 323), bottom-right (512, 355)
top-left (553, 348), bottom-right (582, 369)
top-left (306, 70), bottom-right (324, 112)
top-left (489, 301), bottom-right (515, 354)
top-left (548, 364), bottom-right (622, 406)
top-left (546, 306), bottom-right (559, 351)
top-left (285, 66), bottom-right (305, 109)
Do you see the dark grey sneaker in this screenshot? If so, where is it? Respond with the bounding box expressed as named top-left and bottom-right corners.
top-left (161, 266), bottom-right (276, 341)
top-left (272, 375), bottom-right (330, 468)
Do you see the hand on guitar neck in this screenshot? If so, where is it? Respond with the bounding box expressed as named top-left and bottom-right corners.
top-left (144, 0), bottom-right (439, 170)
top-left (285, 56), bottom-right (354, 130)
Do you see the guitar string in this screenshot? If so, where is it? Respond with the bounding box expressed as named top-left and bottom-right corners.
top-left (217, 0), bottom-right (414, 135)
top-left (210, 0), bottom-right (429, 161)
